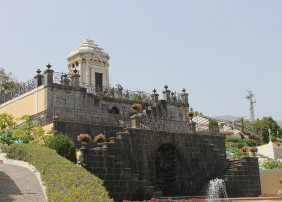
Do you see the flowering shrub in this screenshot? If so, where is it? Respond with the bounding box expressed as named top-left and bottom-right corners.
top-left (132, 103), bottom-right (142, 112)
top-left (224, 131), bottom-right (233, 135)
top-left (241, 146), bottom-right (248, 152)
top-left (77, 133), bottom-right (91, 142)
top-left (250, 147), bottom-right (257, 153)
top-left (259, 193), bottom-right (277, 197)
top-left (94, 133), bottom-right (106, 143)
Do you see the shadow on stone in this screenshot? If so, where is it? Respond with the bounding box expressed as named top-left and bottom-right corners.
top-left (0, 170), bottom-right (23, 202)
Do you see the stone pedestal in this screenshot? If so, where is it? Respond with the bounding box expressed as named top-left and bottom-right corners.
top-left (189, 122), bottom-right (196, 133)
top-left (72, 74), bottom-right (80, 87)
top-left (44, 68), bottom-right (54, 86)
top-left (34, 73), bottom-right (43, 87)
top-left (131, 114), bottom-right (140, 128)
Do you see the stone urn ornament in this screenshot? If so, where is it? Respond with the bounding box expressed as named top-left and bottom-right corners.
top-left (94, 133), bottom-right (106, 146)
top-left (77, 133), bottom-right (92, 149)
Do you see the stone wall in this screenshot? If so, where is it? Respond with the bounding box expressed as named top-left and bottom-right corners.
top-left (44, 83), bottom-right (189, 121)
top-left (82, 128), bottom-right (226, 201)
top-left (225, 157), bottom-right (261, 197)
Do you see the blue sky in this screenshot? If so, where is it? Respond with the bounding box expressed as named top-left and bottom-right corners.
top-left (1, 0), bottom-right (282, 121)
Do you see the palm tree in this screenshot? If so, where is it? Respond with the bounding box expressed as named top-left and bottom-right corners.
top-left (235, 116), bottom-right (246, 134)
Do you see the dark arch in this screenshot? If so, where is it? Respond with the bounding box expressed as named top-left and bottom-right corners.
top-left (155, 143), bottom-right (182, 196)
top-left (110, 106), bottom-right (119, 114)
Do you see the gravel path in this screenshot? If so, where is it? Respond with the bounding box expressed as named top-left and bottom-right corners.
top-left (0, 163), bottom-right (46, 202)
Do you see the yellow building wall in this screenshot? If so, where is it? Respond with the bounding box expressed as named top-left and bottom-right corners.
top-left (42, 123), bottom-right (54, 133)
top-left (0, 87), bottom-right (45, 119)
top-left (260, 170), bottom-right (282, 194)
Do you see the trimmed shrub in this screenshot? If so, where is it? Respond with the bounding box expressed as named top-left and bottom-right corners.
top-left (225, 137), bottom-right (262, 147)
top-left (5, 144), bottom-right (112, 202)
top-left (47, 133), bottom-right (76, 163)
top-left (260, 160), bottom-right (280, 169)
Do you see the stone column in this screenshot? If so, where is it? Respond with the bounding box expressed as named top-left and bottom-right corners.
top-left (162, 85), bottom-right (171, 102)
top-left (85, 58), bottom-right (91, 85)
top-left (181, 88), bottom-right (189, 108)
top-left (77, 58), bottom-right (83, 84)
top-left (44, 63), bottom-right (54, 87)
top-left (34, 69), bottom-right (43, 87)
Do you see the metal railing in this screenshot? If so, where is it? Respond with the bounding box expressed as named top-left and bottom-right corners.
top-left (0, 79), bottom-right (36, 104)
top-left (30, 108), bottom-right (224, 135)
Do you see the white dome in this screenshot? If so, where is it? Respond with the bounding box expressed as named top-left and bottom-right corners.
top-left (68, 39), bottom-right (109, 60)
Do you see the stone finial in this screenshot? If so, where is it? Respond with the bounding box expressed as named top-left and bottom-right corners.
top-left (153, 88), bottom-right (157, 94)
top-left (164, 85), bottom-right (168, 90)
top-left (182, 88), bottom-right (186, 93)
top-left (36, 69), bottom-right (41, 74)
top-left (46, 63), bottom-right (52, 69)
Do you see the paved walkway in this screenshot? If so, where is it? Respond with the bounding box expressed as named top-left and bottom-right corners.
top-left (0, 162), bottom-right (46, 202)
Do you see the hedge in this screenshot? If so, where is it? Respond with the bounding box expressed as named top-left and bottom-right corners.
top-left (225, 137), bottom-right (262, 147)
top-left (4, 144), bottom-right (112, 202)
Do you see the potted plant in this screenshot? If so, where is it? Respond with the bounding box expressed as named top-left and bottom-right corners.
top-left (94, 133), bottom-right (106, 146)
top-left (250, 147), bottom-right (258, 156)
top-left (77, 133), bottom-right (91, 143)
top-left (132, 103), bottom-right (142, 113)
top-left (241, 146), bottom-right (248, 156)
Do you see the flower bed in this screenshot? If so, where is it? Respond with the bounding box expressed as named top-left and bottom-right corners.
top-left (4, 144), bottom-right (112, 201)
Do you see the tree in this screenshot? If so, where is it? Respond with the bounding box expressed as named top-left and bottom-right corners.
top-left (235, 116), bottom-right (246, 134)
top-left (0, 68), bottom-right (19, 95)
top-left (258, 117), bottom-right (281, 143)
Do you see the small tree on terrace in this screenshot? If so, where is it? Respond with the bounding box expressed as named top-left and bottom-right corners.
top-left (209, 119), bottom-right (219, 134)
top-left (235, 116), bottom-right (246, 134)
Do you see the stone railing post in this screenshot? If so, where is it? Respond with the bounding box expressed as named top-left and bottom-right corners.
top-left (162, 85), bottom-right (171, 103)
top-left (44, 63), bottom-right (54, 86)
top-left (181, 88), bottom-right (189, 108)
top-left (131, 114), bottom-right (140, 128)
top-left (189, 122), bottom-right (196, 133)
top-left (34, 69), bottom-right (43, 87)
top-left (151, 89), bottom-right (159, 104)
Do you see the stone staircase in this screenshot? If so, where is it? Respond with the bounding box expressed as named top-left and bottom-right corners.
top-left (82, 132), bottom-right (162, 201)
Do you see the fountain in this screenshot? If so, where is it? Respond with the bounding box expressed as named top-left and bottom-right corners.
top-left (207, 178), bottom-right (228, 201)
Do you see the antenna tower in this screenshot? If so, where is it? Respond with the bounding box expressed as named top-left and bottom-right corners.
top-left (246, 91), bottom-right (256, 122)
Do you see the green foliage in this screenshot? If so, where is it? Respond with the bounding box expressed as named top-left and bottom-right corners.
top-left (47, 134), bottom-right (77, 163)
top-left (5, 144), bottom-right (112, 201)
top-left (260, 160), bottom-right (280, 169)
top-left (13, 115), bottom-right (45, 144)
top-left (0, 68), bottom-right (20, 95)
top-left (0, 128), bottom-right (16, 145)
top-left (0, 113), bottom-right (15, 129)
top-left (258, 117), bottom-right (281, 143)
top-left (209, 119), bottom-right (218, 126)
top-left (208, 119), bottom-right (219, 134)
top-left (225, 137), bottom-right (262, 147)
top-left (0, 113), bottom-right (48, 145)
top-left (226, 143), bottom-right (245, 159)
